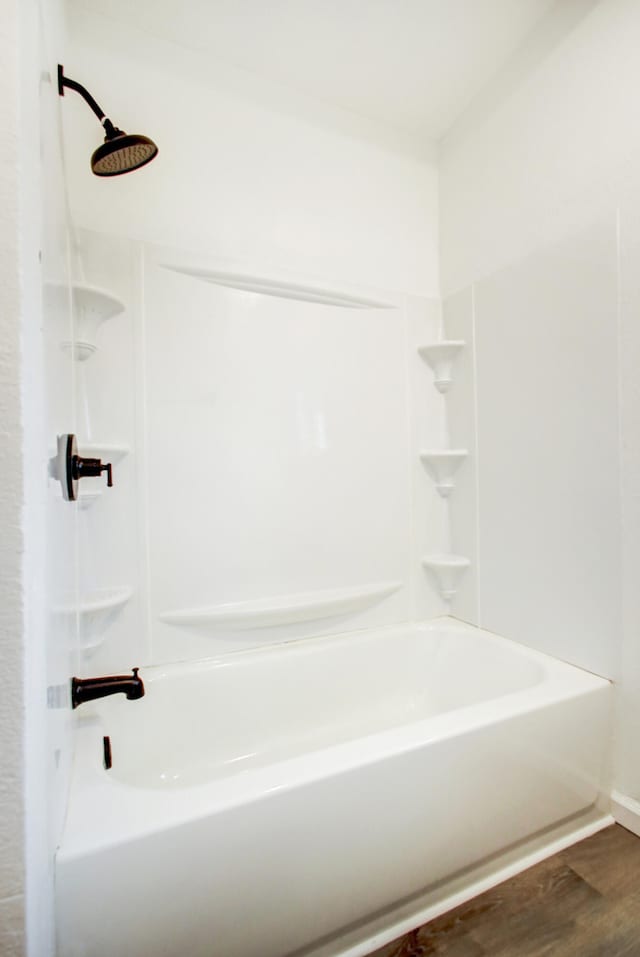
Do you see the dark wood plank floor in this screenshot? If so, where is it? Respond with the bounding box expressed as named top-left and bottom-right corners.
top-left (367, 825), bottom-right (640, 957)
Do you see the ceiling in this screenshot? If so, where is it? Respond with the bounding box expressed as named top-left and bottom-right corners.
top-left (72, 0), bottom-right (561, 141)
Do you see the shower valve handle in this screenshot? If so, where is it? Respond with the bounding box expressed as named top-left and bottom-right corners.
top-left (72, 455), bottom-right (113, 487)
top-left (53, 434), bottom-right (115, 501)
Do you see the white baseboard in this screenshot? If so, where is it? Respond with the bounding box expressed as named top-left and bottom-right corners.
top-left (611, 790), bottom-right (640, 837)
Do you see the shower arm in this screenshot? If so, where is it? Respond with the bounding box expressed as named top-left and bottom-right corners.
top-left (57, 65), bottom-right (119, 139)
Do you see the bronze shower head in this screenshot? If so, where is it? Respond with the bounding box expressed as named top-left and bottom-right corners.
top-left (58, 65), bottom-right (158, 177)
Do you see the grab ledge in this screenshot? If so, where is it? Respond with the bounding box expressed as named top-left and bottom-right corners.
top-left (160, 264), bottom-right (394, 309)
top-left (159, 581), bottom-right (402, 632)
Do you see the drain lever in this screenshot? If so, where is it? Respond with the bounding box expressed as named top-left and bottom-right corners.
top-left (103, 735), bottom-right (112, 770)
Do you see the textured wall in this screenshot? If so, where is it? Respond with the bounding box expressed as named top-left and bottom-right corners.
top-left (0, 0), bottom-right (27, 952)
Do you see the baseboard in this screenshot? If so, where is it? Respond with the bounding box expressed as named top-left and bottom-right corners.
top-left (301, 806), bottom-right (613, 957)
top-left (611, 790), bottom-right (640, 837)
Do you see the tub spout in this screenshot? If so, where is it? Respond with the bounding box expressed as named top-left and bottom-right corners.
top-left (71, 668), bottom-right (145, 709)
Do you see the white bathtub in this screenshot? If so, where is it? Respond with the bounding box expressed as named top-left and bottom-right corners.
top-left (56, 617), bottom-right (611, 957)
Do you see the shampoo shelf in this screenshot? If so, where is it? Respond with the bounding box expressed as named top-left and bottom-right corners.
top-left (53, 586), bottom-right (133, 654)
top-left (160, 581), bottom-right (402, 633)
top-left (422, 555), bottom-right (470, 602)
top-left (419, 450), bottom-right (468, 497)
top-left (417, 341), bottom-right (465, 393)
top-left (45, 281), bottom-right (125, 361)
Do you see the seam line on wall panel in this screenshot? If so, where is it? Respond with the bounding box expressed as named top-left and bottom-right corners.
top-left (65, 224), bottom-right (82, 673)
top-left (615, 206), bottom-right (624, 681)
top-left (403, 296), bottom-right (418, 623)
top-left (443, 299), bottom-right (455, 578)
top-left (471, 282), bottom-right (482, 627)
top-left (135, 246), bottom-right (154, 659)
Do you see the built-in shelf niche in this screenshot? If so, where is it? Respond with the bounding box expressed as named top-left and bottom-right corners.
top-left (54, 586), bottom-right (133, 654)
top-left (419, 449), bottom-right (469, 497)
top-left (422, 555), bottom-right (470, 602)
top-left (45, 281), bottom-right (125, 361)
top-left (160, 581), bottom-right (402, 633)
top-left (160, 263), bottom-right (394, 310)
top-left (417, 341), bottom-right (465, 393)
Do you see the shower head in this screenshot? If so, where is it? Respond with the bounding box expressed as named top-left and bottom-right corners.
top-left (91, 121), bottom-right (158, 177)
top-left (58, 65), bottom-right (158, 177)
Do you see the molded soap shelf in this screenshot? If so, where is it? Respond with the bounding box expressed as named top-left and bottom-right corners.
top-left (45, 281), bottom-right (125, 361)
top-left (160, 581), bottom-right (402, 633)
top-left (420, 449), bottom-right (468, 497)
top-left (54, 586), bottom-right (133, 654)
top-left (422, 554), bottom-right (470, 602)
top-left (417, 341), bottom-right (465, 393)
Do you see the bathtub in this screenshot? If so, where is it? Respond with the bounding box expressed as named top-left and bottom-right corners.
top-left (56, 617), bottom-right (611, 957)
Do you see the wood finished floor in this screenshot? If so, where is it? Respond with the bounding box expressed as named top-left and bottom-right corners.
top-left (367, 825), bottom-right (640, 957)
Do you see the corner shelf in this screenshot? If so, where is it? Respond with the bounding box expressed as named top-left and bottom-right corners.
top-left (422, 554), bottom-right (470, 602)
top-left (419, 449), bottom-right (468, 497)
top-left (160, 581), bottom-right (402, 633)
top-left (53, 586), bottom-right (133, 654)
top-left (44, 281), bottom-right (125, 361)
top-left (417, 341), bottom-right (465, 393)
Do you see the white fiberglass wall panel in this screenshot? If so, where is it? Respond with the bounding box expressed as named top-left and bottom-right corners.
top-left (141, 248), bottom-right (441, 660)
top-left (69, 229), bottom-right (148, 676)
top-left (473, 218), bottom-right (620, 679)
top-left (439, 3), bottom-right (629, 700)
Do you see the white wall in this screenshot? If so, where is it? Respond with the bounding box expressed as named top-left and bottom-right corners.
top-left (0, 2), bottom-right (28, 950)
top-left (0, 1), bottom-right (72, 954)
top-left (444, 218), bottom-right (621, 679)
top-left (38, 0), bottom-right (80, 889)
top-left (24, 1), bottom-right (79, 954)
top-left (64, 3), bottom-right (439, 299)
top-left (439, 0), bottom-right (640, 799)
top-left (440, 0), bottom-right (640, 297)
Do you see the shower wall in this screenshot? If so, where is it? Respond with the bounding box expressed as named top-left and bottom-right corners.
top-left (0, 5), bottom-right (31, 951)
top-left (63, 6), bottom-right (445, 670)
top-left (439, 0), bottom-right (640, 803)
top-left (444, 216), bottom-right (620, 678)
top-left (73, 230), bottom-right (447, 670)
